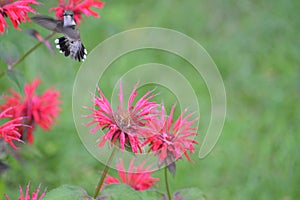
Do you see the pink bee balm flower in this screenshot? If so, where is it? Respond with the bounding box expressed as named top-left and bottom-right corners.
top-left (143, 104), bottom-right (199, 166)
top-left (104, 160), bottom-right (159, 191)
top-left (0, 107), bottom-right (25, 149)
top-left (50, 0), bottom-right (105, 24)
top-left (0, 78), bottom-right (61, 144)
top-left (86, 82), bottom-right (158, 154)
top-left (5, 183), bottom-right (46, 200)
top-left (0, 0), bottom-right (39, 34)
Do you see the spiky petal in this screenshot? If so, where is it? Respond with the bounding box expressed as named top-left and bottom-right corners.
top-left (0, 107), bottom-right (25, 149)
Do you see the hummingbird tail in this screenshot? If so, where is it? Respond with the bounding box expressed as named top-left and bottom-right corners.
top-left (54, 37), bottom-right (87, 62)
top-left (55, 37), bottom-right (70, 56)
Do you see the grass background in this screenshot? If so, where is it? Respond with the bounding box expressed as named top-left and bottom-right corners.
top-left (0, 0), bottom-right (299, 199)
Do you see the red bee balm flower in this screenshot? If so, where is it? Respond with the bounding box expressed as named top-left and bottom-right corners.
top-left (50, 0), bottom-right (105, 24)
top-left (0, 0), bottom-right (39, 34)
top-left (86, 83), bottom-right (158, 153)
top-left (0, 78), bottom-right (61, 144)
top-left (104, 160), bottom-right (159, 191)
top-left (144, 104), bottom-right (199, 166)
top-left (0, 107), bottom-right (25, 149)
top-left (5, 183), bottom-right (46, 200)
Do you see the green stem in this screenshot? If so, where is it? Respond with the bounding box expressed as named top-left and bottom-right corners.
top-left (93, 147), bottom-right (117, 199)
top-left (0, 32), bottom-right (56, 78)
top-left (164, 167), bottom-right (172, 200)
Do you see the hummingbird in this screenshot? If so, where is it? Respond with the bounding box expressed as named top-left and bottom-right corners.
top-left (31, 10), bottom-right (87, 62)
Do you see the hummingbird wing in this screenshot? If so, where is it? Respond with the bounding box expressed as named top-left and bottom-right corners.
top-left (31, 15), bottom-right (63, 33)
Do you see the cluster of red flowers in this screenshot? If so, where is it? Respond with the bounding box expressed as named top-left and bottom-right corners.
top-left (0, 0), bottom-right (39, 34)
top-left (1, 0), bottom-right (199, 196)
top-left (86, 82), bottom-right (199, 191)
top-left (87, 82), bottom-right (198, 163)
top-left (1, 0), bottom-right (106, 199)
top-left (0, 78), bottom-right (60, 148)
top-left (0, 0), bottom-right (104, 34)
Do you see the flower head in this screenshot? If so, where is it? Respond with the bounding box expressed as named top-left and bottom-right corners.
top-left (5, 183), bottom-right (46, 200)
top-left (143, 104), bottom-right (198, 166)
top-left (50, 0), bottom-right (105, 24)
top-left (86, 82), bottom-right (158, 154)
top-left (0, 0), bottom-right (39, 34)
top-left (0, 78), bottom-right (61, 144)
top-left (0, 107), bottom-right (25, 149)
top-left (104, 160), bottom-right (159, 191)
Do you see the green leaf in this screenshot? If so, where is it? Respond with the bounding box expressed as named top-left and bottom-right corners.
top-left (173, 188), bottom-right (206, 200)
top-left (0, 40), bottom-right (19, 66)
top-left (99, 184), bottom-right (164, 200)
top-left (43, 185), bottom-right (91, 200)
top-left (6, 69), bottom-right (25, 93)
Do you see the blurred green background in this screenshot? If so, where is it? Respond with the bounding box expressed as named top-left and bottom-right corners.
top-left (0, 0), bottom-right (299, 199)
